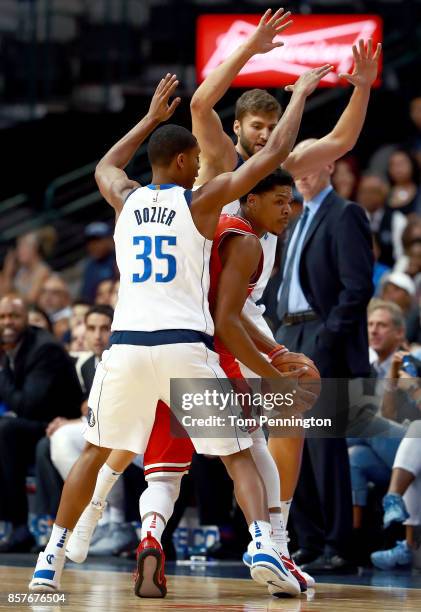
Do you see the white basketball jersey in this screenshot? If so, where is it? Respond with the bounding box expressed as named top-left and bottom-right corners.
top-left (112, 185), bottom-right (213, 335)
top-left (223, 200), bottom-right (277, 335)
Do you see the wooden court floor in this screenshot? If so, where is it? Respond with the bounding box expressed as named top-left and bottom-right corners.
top-left (1, 566), bottom-right (421, 612)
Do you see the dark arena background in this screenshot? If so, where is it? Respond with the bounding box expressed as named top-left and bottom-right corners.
top-left (0, 1), bottom-right (421, 610)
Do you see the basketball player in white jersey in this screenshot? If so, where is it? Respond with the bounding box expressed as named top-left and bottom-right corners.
top-left (29, 63), bottom-right (332, 595)
top-left (190, 8), bottom-right (381, 582)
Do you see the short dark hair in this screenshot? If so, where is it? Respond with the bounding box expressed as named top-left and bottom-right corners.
top-left (240, 169), bottom-right (294, 204)
top-left (235, 89), bottom-right (282, 121)
top-left (147, 124), bottom-right (198, 166)
top-left (85, 304), bottom-right (114, 324)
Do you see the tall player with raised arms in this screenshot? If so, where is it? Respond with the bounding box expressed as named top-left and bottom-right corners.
top-left (189, 7), bottom-right (381, 587)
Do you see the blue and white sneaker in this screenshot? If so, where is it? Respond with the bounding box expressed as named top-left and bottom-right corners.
top-left (250, 543), bottom-right (301, 597)
top-left (371, 540), bottom-right (412, 570)
top-left (242, 541), bottom-right (253, 567)
top-left (383, 493), bottom-right (409, 528)
top-left (28, 551), bottom-right (66, 591)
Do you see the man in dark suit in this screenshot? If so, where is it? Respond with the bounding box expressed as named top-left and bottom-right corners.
top-left (0, 294), bottom-right (82, 551)
top-left (275, 142), bottom-right (374, 572)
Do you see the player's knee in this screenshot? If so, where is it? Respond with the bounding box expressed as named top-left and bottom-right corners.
top-left (148, 475), bottom-right (182, 501)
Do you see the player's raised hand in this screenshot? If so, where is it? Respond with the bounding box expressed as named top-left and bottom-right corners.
top-left (338, 39), bottom-right (382, 88)
top-left (285, 64), bottom-right (334, 95)
top-left (247, 8), bottom-right (293, 55)
top-left (147, 74), bottom-right (181, 123)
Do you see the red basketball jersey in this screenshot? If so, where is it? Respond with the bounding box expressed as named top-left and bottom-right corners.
top-left (209, 214), bottom-right (264, 370)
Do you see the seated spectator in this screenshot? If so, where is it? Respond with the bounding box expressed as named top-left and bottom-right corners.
top-left (387, 149), bottom-right (421, 215)
top-left (358, 173), bottom-right (405, 268)
top-left (379, 272), bottom-right (418, 338)
top-left (69, 323), bottom-right (87, 353)
top-left (347, 301), bottom-right (420, 543)
top-left (80, 223), bottom-right (116, 303)
top-left (371, 421), bottom-right (421, 569)
top-left (48, 305), bottom-right (136, 555)
top-left (332, 156), bottom-right (359, 200)
top-left (27, 305), bottom-right (53, 334)
top-left (95, 279), bottom-right (115, 306)
top-left (70, 301), bottom-right (91, 329)
top-left (0, 232), bottom-right (51, 304)
top-left (37, 274), bottom-right (72, 339)
top-left (0, 295), bottom-right (82, 552)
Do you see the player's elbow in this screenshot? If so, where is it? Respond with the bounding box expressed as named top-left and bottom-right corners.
top-left (329, 134), bottom-right (354, 157)
top-left (190, 94), bottom-right (208, 117)
top-left (94, 164), bottom-right (104, 189)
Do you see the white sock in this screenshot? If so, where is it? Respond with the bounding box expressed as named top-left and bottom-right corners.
top-left (281, 499), bottom-right (292, 527)
top-left (250, 435), bottom-right (281, 509)
top-left (91, 463), bottom-right (122, 506)
top-left (248, 520), bottom-right (273, 546)
top-left (44, 524), bottom-right (72, 556)
top-left (140, 512), bottom-right (166, 542)
top-left (138, 478), bottom-right (182, 543)
top-left (270, 510), bottom-right (289, 557)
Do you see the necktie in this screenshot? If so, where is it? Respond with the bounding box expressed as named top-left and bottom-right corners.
top-left (277, 206), bottom-right (310, 321)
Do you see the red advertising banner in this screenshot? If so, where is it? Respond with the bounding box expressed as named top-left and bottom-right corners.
top-left (196, 14), bottom-right (382, 88)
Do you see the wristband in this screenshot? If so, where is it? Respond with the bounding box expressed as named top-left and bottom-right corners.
top-left (268, 344), bottom-right (288, 361)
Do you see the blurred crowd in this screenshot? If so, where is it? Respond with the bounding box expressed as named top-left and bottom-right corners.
top-left (0, 96), bottom-right (421, 568)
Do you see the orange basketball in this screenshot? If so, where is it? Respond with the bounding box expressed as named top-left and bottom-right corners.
top-left (271, 352), bottom-right (321, 395)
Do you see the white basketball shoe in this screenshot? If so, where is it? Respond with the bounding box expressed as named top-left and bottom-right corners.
top-left (29, 551), bottom-right (66, 591)
top-left (249, 542), bottom-right (301, 597)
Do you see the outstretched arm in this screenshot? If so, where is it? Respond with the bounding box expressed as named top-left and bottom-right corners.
top-left (95, 74), bottom-right (181, 213)
top-left (283, 39), bottom-right (382, 178)
top-left (191, 8), bottom-right (292, 182)
top-left (191, 65), bottom-right (333, 238)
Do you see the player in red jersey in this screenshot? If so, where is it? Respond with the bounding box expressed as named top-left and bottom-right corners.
top-left (66, 169), bottom-right (315, 599)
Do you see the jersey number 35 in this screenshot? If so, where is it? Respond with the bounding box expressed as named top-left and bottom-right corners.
top-left (132, 235), bottom-right (176, 283)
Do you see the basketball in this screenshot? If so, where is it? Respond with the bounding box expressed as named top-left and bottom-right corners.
top-left (271, 352), bottom-right (321, 395)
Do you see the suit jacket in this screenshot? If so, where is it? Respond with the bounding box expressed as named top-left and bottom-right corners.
top-left (80, 354), bottom-right (97, 397)
top-left (279, 189), bottom-right (374, 377)
top-left (0, 326), bottom-right (83, 423)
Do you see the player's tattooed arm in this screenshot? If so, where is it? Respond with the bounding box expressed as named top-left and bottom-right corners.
top-left (191, 65), bottom-right (333, 238)
top-left (191, 8), bottom-right (292, 183)
top-left (283, 39), bottom-right (382, 178)
top-left (95, 74), bottom-right (181, 214)
top-left (214, 234), bottom-right (283, 379)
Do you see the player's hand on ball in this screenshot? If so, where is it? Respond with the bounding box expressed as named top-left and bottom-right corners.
top-left (148, 74), bottom-right (181, 123)
top-left (271, 352), bottom-right (321, 413)
top-left (277, 370), bottom-right (319, 413)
